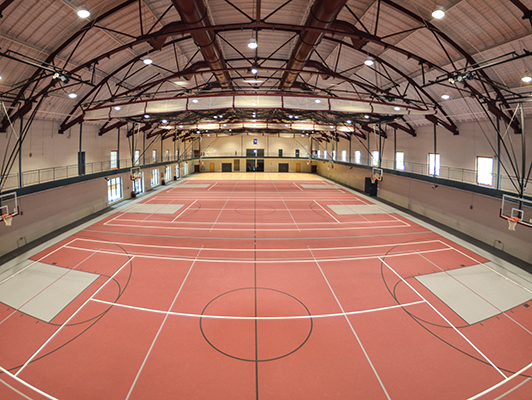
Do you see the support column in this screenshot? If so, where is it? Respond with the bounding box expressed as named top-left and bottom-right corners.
top-left (18, 117), bottom-right (23, 188)
top-left (520, 102), bottom-right (526, 197)
top-left (433, 124), bottom-right (437, 176)
top-left (78, 123), bottom-right (85, 176)
top-left (367, 129), bottom-right (371, 166)
top-left (393, 127), bottom-right (397, 170)
top-left (143, 130), bottom-right (146, 165)
top-left (496, 118), bottom-right (501, 190)
top-left (117, 127), bottom-right (120, 169)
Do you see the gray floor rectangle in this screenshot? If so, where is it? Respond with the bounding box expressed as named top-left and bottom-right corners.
top-left (415, 263), bottom-right (532, 325)
top-left (126, 203), bottom-right (184, 214)
top-left (0, 262), bottom-right (99, 322)
top-left (300, 184), bottom-right (331, 189)
top-left (177, 184), bottom-right (211, 188)
top-left (327, 204), bottom-right (388, 215)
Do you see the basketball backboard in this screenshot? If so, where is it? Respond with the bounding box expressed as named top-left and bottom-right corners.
top-left (500, 194), bottom-right (532, 229)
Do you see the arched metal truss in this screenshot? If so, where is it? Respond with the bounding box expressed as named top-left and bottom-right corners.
top-left (1, 0), bottom-right (531, 144)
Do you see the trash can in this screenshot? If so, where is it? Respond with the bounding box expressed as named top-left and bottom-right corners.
top-left (364, 177), bottom-right (378, 196)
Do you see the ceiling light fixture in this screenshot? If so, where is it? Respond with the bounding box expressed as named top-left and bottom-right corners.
top-left (114, 106), bottom-right (121, 111)
top-left (432, 6), bottom-right (446, 19)
top-left (178, 124), bottom-right (184, 128)
top-left (213, 115), bottom-right (218, 119)
top-left (143, 57), bottom-right (153, 65)
top-left (441, 93), bottom-right (450, 100)
top-left (247, 38), bottom-right (258, 49)
top-left (161, 119), bottom-right (168, 124)
top-left (192, 99), bottom-right (199, 103)
top-left (364, 56), bottom-right (374, 66)
top-left (251, 67), bottom-right (259, 75)
top-left (522, 73), bottom-right (532, 83)
top-left (144, 114), bottom-right (150, 119)
top-left (346, 120), bottom-right (352, 124)
top-left (315, 99), bottom-right (321, 104)
top-left (364, 115), bottom-right (370, 119)
top-left (68, 93), bottom-right (77, 99)
top-left (77, 7), bottom-right (91, 18)
top-left (394, 106), bottom-right (401, 111)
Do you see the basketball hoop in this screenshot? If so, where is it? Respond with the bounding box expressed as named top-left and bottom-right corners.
top-left (507, 216), bottom-right (519, 231)
top-left (2, 214), bottom-right (12, 227)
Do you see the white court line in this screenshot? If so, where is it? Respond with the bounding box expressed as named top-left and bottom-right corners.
top-left (64, 244), bottom-right (451, 264)
top-left (292, 182), bottom-right (303, 191)
top-left (0, 365), bottom-right (58, 400)
top-left (210, 197), bottom-right (230, 232)
top-left (91, 298), bottom-right (424, 320)
top-left (207, 182), bottom-right (218, 191)
top-left (112, 216), bottom-right (404, 225)
top-left (467, 361), bottom-right (532, 400)
top-left (125, 246), bottom-right (203, 399)
top-left (102, 221), bottom-right (407, 232)
top-left (71, 237), bottom-right (444, 254)
top-left (379, 257), bottom-right (507, 379)
top-left (14, 255), bottom-right (135, 378)
top-left (171, 199), bottom-right (197, 222)
top-left (309, 246), bottom-right (391, 400)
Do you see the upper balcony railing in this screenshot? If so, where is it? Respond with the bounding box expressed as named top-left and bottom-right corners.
top-left (1, 151), bottom-right (529, 198)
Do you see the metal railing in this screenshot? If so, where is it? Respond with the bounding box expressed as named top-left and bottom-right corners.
top-left (314, 154), bottom-right (531, 197)
top-left (2, 152), bottom-right (529, 197)
top-left (1, 155), bottom-right (194, 192)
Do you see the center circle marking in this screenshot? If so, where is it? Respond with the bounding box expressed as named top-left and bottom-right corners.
top-left (200, 287), bottom-right (313, 362)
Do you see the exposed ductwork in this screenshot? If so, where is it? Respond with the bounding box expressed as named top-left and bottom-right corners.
top-left (170, 0), bottom-right (232, 89)
top-left (280, 0), bottom-right (348, 89)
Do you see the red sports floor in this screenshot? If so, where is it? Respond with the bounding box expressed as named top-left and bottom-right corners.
top-left (1, 176), bottom-right (532, 399)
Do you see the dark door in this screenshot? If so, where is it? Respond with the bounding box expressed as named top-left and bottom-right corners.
top-left (257, 149), bottom-right (265, 158)
top-left (234, 159), bottom-right (240, 171)
top-left (278, 163), bottom-right (289, 172)
top-left (278, 149), bottom-right (283, 157)
top-left (295, 149), bottom-right (300, 158)
top-left (246, 159), bottom-right (255, 172)
top-left (246, 149), bottom-right (255, 158)
top-left (256, 159), bottom-right (264, 172)
top-left (222, 163), bottom-right (232, 172)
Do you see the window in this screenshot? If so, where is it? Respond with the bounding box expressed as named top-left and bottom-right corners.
top-left (165, 166), bottom-right (171, 182)
top-left (341, 150), bottom-right (347, 162)
top-left (134, 150), bottom-right (140, 166)
top-left (165, 149), bottom-right (170, 161)
top-left (107, 177), bottom-right (122, 202)
top-left (110, 151), bottom-right (118, 169)
top-left (151, 169), bottom-right (160, 186)
top-left (371, 151), bottom-right (380, 166)
top-left (332, 150), bottom-right (336, 160)
top-left (175, 164), bottom-right (181, 178)
top-left (428, 153), bottom-right (440, 176)
top-left (317, 150), bottom-right (321, 159)
top-left (152, 150), bottom-right (157, 163)
top-left (396, 152), bottom-right (405, 170)
top-left (133, 172), bottom-right (144, 194)
top-left (324, 150), bottom-right (328, 160)
top-left (354, 150), bottom-right (361, 164)
top-left (477, 156), bottom-right (493, 186)
top-left (176, 150), bottom-right (179, 160)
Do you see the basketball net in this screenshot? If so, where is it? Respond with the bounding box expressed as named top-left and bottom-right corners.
top-left (508, 217), bottom-right (519, 231)
top-left (2, 214), bottom-right (12, 227)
